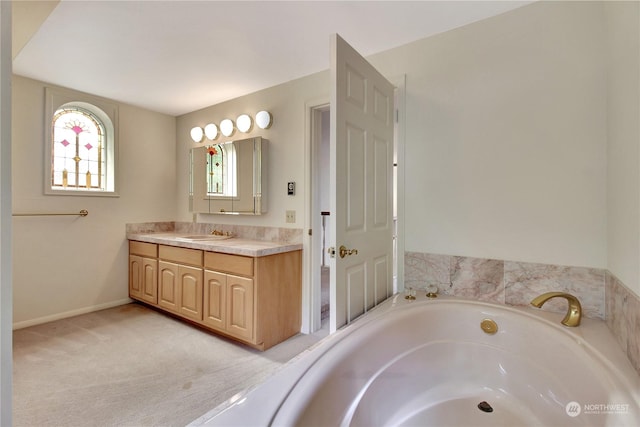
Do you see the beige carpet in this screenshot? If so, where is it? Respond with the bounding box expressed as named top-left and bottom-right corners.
top-left (13, 303), bottom-right (327, 427)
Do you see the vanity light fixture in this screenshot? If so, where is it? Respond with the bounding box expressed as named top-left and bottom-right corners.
top-left (204, 123), bottom-right (219, 140)
top-left (190, 126), bottom-right (204, 143)
top-left (220, 119), bottom-right (235, 137)
top-left (255, 110), bottom-right (272, 129)
top-left (236, 114), bottom-right (253, 133)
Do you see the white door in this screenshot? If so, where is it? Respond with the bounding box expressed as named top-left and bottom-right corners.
top-left (329, 34), bottom-right (395, 332)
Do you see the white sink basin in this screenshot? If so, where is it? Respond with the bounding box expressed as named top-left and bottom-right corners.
top-left (175, 234), bottom-right (233, 242)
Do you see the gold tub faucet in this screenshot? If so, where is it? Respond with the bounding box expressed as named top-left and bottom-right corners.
top-left (530, 292), bottom-right (582, 327)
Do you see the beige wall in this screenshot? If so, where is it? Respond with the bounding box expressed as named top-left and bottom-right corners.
top-left (370, 0), bottom-right (609, 269)
top-left (605, 1), bottom-right (640, 296)
top-left (12, 76), bottom-right (177, 327)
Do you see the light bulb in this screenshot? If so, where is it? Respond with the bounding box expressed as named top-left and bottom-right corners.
top-left (255, 110), bottom-right (272, 129)
top-left (220, 119), bottom-right (235, 137)
top-left (204, 123), bottom-right (218, 140)
top-left (236, 114), bottom-right (253, 133)
top-left (190, 126), bottom-right (204, 143)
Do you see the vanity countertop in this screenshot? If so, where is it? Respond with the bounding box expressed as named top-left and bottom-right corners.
top-left (127, 232), bottom-right (302, 257)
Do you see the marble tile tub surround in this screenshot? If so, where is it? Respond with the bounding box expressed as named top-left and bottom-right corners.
top-left (404, 252), bottom-right (605, 319)
top-left (126, 222), bottom-right (303, 244)
top-left (606, 272), bottom-right (640, 374)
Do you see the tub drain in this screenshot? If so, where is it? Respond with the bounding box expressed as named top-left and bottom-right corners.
top-left (478, 401), bottom-right (493, 413)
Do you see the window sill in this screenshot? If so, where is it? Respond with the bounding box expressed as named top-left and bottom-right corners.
top-left (45, 189), bottom-right (120, 198)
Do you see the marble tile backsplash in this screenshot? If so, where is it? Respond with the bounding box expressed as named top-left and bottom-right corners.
top-left (606, 272), bottom-right (640, 374)
top-left (126, 222), bottom-right (303, 244)
top-left (405, 252), bottom-right (605, 318)
top-left (504, 261), bottom-right (605, 319)
top-left (405, 251), bottom-right (640, 374)
top-left (125, 221), bottom-right (175, 234)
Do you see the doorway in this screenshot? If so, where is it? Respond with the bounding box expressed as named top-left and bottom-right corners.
top-left (310, 104), bottom-right (331, 332)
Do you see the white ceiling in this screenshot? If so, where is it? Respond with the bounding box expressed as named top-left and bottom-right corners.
top-left (13, 1), bottom-right (531, 116)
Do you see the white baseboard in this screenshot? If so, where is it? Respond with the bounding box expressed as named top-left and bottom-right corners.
top-left (13, 298), bottom-right (133, 330)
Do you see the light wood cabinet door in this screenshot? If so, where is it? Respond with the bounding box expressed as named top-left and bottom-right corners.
top-left (159, 261), bottom-right (203, 321)
top-left (141, 258), bottom-right (158, 304)
top-left (158, 261), bottom-right (179, 313)
top-left (226, 274), bottom-right (254, 341)
top-left (178, 265), bottom-right (203, 322)
top-left (203, 270), bottom-right (227, 332)
top-left (130, 255), bottom-right (158, 304)
top-left (129, 255), bottom-right (143, 299)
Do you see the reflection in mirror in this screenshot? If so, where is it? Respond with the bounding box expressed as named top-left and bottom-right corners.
top-left (206, 144), bottom-right (236, 197)
top-left (190, 137), bottom-right (267, 215)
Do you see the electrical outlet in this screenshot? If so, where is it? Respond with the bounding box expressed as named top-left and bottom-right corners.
top-left (286, 210), bottom-right (296, 223)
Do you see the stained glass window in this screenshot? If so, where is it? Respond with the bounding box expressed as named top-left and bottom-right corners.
top-left (205, 142), bottom-right (237, 197)
top-left (51, 107), bottom-right (106, 191)
top-left (206, 144), bottom-right (224, 195)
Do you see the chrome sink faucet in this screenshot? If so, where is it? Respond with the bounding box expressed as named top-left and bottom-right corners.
top-left (530, 292), bottom-right (582, 327)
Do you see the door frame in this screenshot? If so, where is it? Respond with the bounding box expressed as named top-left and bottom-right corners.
top-left (303, 97), bottom-right (329, 334)
top-left (393, 75), bottom-right (406, 295)
top-left (302, 75), bottom-right (406, 334)
top-left (0, 3), bottom-right (12, 424)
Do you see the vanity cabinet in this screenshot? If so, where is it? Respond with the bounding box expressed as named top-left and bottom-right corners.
top-left (129, 241), bottom-right (158, 304)
top-left (128, 240), bottom-right (302, 350)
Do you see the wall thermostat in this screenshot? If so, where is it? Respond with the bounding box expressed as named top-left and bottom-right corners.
top-left (287, 182), bottom-right (295, 195)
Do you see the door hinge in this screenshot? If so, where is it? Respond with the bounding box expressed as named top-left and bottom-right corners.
top-left (308, 229), bottom-right (312, 236)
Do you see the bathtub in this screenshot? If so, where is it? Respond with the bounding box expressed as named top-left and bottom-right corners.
top-left (194, 296), bottom-right (640, 426)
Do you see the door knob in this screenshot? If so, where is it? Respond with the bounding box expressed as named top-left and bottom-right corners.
top-left (339, 245), bottom-right (358, 258)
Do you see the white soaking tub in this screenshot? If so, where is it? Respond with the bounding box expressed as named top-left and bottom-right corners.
top-left (194, 296), bottom-right (640, 427)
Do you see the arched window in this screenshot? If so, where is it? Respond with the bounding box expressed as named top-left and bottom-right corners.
top-left (45, 87), bottom-right (118, 196)
top-left (51, 107), bottom-right (106, 190)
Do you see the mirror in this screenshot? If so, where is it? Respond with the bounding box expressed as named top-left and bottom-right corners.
top-left (190, 137), bottom-right (267, 215)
